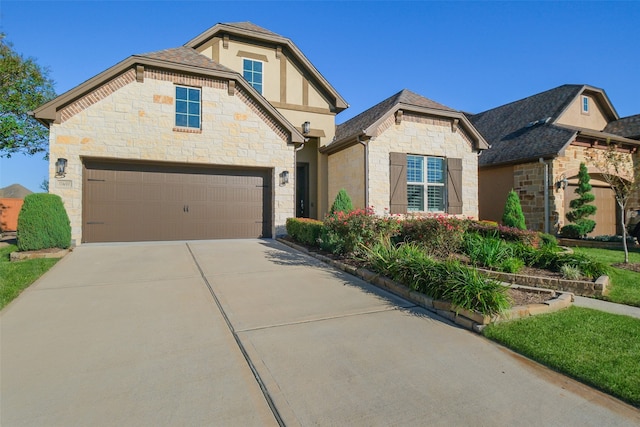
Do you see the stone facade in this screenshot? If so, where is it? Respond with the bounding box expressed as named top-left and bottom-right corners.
top-left (327, 144), bottom-right (365, 208)
top-left (49, 67), bottom-right (295, 243)
top-left (366, 113), bottom-right (479, 217)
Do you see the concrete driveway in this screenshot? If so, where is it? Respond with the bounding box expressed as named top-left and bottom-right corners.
top-left (2, 240), bottom-right (639, 426)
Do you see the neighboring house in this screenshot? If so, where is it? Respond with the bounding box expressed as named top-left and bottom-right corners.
top-left (33, 22), bottom-right (346, 243)
top-left (0, 184), bottom-right (33, 232)
top-left (468, 84), bottom-right (640, 236)
top-left (321, 89), bottom-right (488, 216)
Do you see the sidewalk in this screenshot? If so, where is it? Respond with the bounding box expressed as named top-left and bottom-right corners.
top-left (573, 296), bottom-right (640, 319)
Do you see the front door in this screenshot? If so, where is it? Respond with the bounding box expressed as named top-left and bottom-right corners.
top-left (296, 163), bottom-right (309, 217)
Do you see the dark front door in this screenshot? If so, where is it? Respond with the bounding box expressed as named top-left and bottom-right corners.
top-left (296, 163), bottom-right (309, 217)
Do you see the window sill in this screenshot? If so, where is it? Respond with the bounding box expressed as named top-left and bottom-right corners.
top-left (173, 127), bottom-right (202, 134)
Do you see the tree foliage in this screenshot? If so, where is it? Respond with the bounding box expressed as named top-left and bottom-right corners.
top-left (588, 144), bottom-right (640, 263)
top-left (562, 163), bottom-right (596, 237)
top-left (1, 33), bottom-right (56, 158)
top-left (502, 190), bottom-right (526, 230)
top-left (329, 188), bottom-right (354, 215)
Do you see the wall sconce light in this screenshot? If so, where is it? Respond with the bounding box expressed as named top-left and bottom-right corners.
top-left (55, 158), bottom-right (68, 178)
top-left (302, 121), bottom-right (311, 135)
top-left (280, 170), bottom-right (289, 186)
top-left (556, 174), bottom-right (569, 190)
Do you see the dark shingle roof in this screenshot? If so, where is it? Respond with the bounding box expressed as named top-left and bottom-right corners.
top-left (135, 47), bottom-right (234, 73)
top-left (604, 114), bottom-right (640, 139)
top-left (223, 21), bottom-right (282, 37)
top-left (335, 89), bottom-right (454, 142)
top-left (468, 85), bottom-right (585, 166)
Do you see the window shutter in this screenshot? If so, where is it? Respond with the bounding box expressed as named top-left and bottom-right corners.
top-left (390, 152), bottom-right (407, 214)
top-left (447, 158), bottom-right (463, 215)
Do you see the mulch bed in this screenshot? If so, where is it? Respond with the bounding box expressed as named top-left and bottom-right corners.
top-left (612, 263), bottom-right (640, 273)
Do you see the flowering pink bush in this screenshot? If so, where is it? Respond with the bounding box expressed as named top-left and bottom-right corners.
top-left (321, 207), bottom-right (401, 255)
top-left (399, 214), bottom-right (470, 259)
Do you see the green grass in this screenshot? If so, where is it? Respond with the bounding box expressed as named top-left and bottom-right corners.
top-left (0, 244), bottom-right (59, 310)
top-left (571, 246), bottom-right (640, 307)
top-left (484, 306), bottom-right (640, 407)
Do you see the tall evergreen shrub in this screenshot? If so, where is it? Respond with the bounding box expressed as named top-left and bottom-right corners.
top-left (561, 163), bottom-right (596, 238)
top-left (17, 193), bottom-right (71, 251)
top-left (329, 188), bottom-right (354, 215)
top-left (502, 190), bottom-right (526, 230)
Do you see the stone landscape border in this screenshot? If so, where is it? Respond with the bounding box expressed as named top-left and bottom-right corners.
top-left (278, 238), bottom-right (574, 333)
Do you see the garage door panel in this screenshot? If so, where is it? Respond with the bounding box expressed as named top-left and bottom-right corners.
top-left (83, 161), bottom-right (271, 243)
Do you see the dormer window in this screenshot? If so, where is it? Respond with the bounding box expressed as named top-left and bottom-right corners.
top-left (243, 59), bottom-right (263, 94)
top-left (582, 96), bottom-right (589, 114)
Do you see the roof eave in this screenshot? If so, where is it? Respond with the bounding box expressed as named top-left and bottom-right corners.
top-left (32, 55), bottom-right (304, 143)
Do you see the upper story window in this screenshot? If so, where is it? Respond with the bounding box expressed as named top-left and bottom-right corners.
top-left (582, 95), bottom-right (589, 114)
top-left (407, 155), bottom-right (445, 212)
top-left (175, 86), bottom-right (201, 129)
top-left (243, 59), bottom-right (263, 94)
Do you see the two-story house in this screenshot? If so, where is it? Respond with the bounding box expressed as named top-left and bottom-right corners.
top-left (34, 22), bottom-right (486, 244)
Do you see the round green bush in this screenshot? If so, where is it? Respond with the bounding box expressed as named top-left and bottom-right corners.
top-left (17, 193), bottom-right (71, 251)
top-left (502, 190), bottom-right (526, 230)
top-left (329, 189), bottom-right (353, 215)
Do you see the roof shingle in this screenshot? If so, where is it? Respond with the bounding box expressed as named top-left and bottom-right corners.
top-left (135, 47), bottom-right (234, 73)
top-left (604, 114), bottom-right (640, 139)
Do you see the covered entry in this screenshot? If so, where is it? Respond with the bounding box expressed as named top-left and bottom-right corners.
top-left (83, 160), bottom-right (272, 243)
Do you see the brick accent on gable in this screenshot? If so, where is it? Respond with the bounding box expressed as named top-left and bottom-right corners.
top-left (60, 69), bottom-right (137, 122)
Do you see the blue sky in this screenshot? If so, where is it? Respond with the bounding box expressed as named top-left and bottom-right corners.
top-left (1, 1), bottom-right (639, 192)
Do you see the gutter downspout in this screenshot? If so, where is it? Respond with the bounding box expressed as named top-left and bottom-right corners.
top-left (539, 157), bottom-right (549, 234)
top-left (357, 133), bottom-right (369, 208)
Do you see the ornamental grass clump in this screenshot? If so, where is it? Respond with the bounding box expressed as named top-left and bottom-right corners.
top-left (362, 239), bottom-right (511, 316)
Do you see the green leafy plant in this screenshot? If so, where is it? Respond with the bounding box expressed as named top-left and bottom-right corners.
top-left (467, 221), bottom-right (539, 247)
top-left (463, 233), bottom-right (513, 268)
top-left (17, 193), bottom-right (71, 251)
top-left (560, 264), bottom-right (583, 280)
top-left (285, 217), bottom-right (323, 246)
top-left (502, 190), bottom-right (526, 230)
top-left (500, 257), bottom-right (524, 274)
top-left (561, 163), bottom-right (597, 238)
top-left (442, 262), bottom-right (512, 315)
top-left (329, 188), bottom-right (354, 215)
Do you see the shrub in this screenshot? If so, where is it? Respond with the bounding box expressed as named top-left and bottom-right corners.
top-left (285, 218), bottom-right (323, 246)
top-left (563, 162), bottom-right (597, 237)
top-left (538, 233), bottom-right (558, 249)
top-left (554, 253), bottom-right (609, 279)
top-left (17, 193), bottom-right (71, 251)
top-left (502, 190), bottom-right (526, 230)
top-left (329, 189), bottom-right (353, 215)
top-left (398, 214), bottom-right (469, 259)
top-left (320, 207), bottom-right (401, 255)
top-left (559, 224), bottom-right (583, 239)
top-left (467, 221), bottom-right (539, 247)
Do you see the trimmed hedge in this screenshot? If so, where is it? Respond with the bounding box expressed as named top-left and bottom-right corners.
top-left (17, 193), bottom-right (71, 251)
top-left (285, 217), bottom-right (323, 246)
top-left (467, 221), bottom-right (540, 247)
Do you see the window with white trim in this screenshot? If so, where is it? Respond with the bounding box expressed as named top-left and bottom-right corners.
top-left (243, 59), bottom-right (263, 94)
top-left (175, 86), bottom-right (201, 129)
top-left (581, 95), bottom-right (589, 114)
top-left (407, 155), bottom-right (446, 212)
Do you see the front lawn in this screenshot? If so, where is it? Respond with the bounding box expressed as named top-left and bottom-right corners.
top-left (571, 246), bottom-right (640, 307)
top-left (0, 244), bottom-right (59, 309)
top-left (484, 306), bottom-right (640, 407)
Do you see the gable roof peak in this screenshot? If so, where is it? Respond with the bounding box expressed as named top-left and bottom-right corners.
top-left (219, 21), bottom-right (282, 37)
top-left (134, 46), bottom-right (235, 73)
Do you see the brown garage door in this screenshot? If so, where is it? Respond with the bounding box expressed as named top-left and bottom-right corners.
top-left (564, 183), bottom-right (617, 237)
top-left (83, 161), bottom-right (272, 243)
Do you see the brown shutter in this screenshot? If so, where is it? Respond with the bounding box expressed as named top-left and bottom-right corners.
top-left (390, 152), bottom-right (407, 214)
top-left (447, 158), bottom-right (463, 215)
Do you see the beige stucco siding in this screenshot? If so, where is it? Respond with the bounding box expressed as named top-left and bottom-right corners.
top-left (367, 114), bottom-right (479, 217)
top-left (327, 144), bottom-right (365, 209)
top-left (49, 68), bottom-right (295, 243)
top-left (556, 93), bottom-right (609, 131)
top-left (478, 164), bottom-right (514, 222)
